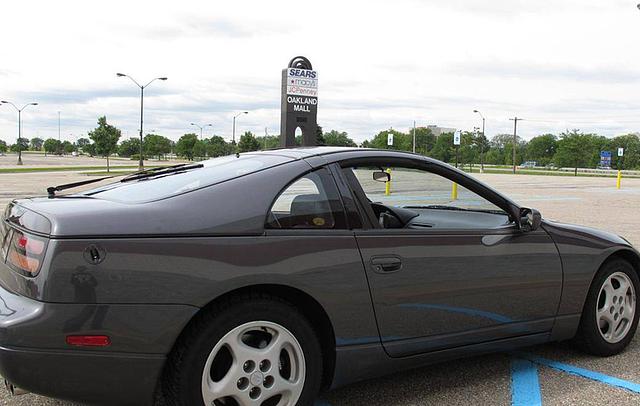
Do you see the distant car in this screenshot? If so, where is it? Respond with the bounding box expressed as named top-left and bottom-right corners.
top-left (0, 147), bottom-right (638, 405)
top-left (520, 161), bottom-right (538, 168)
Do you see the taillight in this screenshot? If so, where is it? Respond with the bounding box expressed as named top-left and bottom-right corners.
top-left (6, 230), bottom-right (47, 276)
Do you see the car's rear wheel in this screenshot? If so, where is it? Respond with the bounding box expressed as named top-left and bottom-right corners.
top-left (163, 294), bottom-right (322, 406)
top-left (575, 258), bottom-right (639, 356)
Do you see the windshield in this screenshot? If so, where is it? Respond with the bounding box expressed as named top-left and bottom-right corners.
top-left (83, 154), bottom-right (290, 203)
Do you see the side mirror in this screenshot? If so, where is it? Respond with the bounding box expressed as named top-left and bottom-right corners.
top-left (519, 208), bottom-right (542, 232)
top-left (373, 171), bottom-right (390, 182)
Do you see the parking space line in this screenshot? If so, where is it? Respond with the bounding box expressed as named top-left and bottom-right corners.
top-left (511, 358), bottom-right (543, 406)
top-left (315, 400), bottom-right (332, 406)
top-left (517, 352), bottom-right (640, 394)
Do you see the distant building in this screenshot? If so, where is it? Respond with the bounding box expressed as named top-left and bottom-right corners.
top-left (427, 125), bottom-right (456, 136)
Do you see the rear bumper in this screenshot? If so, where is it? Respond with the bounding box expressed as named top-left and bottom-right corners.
top-left (0, 345), bottom-right (164, 405)
top-left (0, 277), bottom-right (199, 405)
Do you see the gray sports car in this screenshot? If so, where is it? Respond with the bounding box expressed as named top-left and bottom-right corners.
top-left (0, 147), bottom-right (638, 406)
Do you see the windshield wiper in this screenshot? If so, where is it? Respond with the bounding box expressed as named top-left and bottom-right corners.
top-left (404, 205), bottom-right (469, 211)
top-left (120, 163), bottom-right (204, 182)
top-left (404, 205), bottom-right (505, 214)
top-left (48, 175), bottom-right (122, 198)
top-left (46, 163), bottom-right (203, 198)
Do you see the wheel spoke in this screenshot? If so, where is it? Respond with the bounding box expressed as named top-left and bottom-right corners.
top-left (202, 367), bottom-right (239, 404)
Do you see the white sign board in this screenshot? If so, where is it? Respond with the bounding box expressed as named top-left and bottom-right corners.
top-left (618, 147), bottom-right (624, 157)
top-left (453, 132), bottom-right (461, 146)
top-left (286, 68), bottom-right (318, 97)
top-left (387, 133), bottom-right (394, 146)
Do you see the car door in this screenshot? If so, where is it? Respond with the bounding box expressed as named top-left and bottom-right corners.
top-left (340, 160), bottom-right (563, 358)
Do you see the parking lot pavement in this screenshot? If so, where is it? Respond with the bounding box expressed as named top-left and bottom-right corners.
top-left (0, 170), bottom-right (639, 405)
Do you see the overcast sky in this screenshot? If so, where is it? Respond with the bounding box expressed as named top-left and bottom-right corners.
top-left (1, 0), bottom-right (640, 144)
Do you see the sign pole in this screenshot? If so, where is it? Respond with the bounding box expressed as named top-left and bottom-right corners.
top-left (617, 147), bottom-right (624, 189)
top-left (452, 131), bottom-right (461, 201)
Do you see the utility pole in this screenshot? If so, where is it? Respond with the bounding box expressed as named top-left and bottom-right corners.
top-left (264, 127), bottom-right (268, 150)
top-left (412, 120), bottom-right (416, 153)
top-left (509, 117), bottom-right (523, 174)
top-left (58, 111), bottom-right (61, 141)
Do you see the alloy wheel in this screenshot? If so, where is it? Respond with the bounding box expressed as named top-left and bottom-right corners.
top-left (201, 321), bottom-right (306, 406)
top-left (596, 271), bottom-right (636, 343)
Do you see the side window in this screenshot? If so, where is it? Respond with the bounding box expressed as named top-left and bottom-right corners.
top-left (266, 168), bottom-right (347, 229)
top-left (347, 166), bottom-right (509, 230)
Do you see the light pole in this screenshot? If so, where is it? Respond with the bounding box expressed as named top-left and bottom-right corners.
top-left (509, 117), bottom-right (523, 174)
top-left (232, 111), bottom-right (248, 145)
top-left (1, 101), bottom-right (38, 165)
top-left (412, 120), bottom-right (417, 153)
top-left (117, 73), bottom-right (167, 171)
top-left (191, 123), bottom-right (212, 140)
top-left (473, 109), bottom-right (486, 172)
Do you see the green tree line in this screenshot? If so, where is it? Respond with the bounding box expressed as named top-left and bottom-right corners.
top-left (3, 120), bottom-right (638, 172)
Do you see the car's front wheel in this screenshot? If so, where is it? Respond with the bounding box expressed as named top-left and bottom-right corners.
top-left (575, 258), bottom-right (639, 356)
top-left (163, 294), bottom-right (322, 406)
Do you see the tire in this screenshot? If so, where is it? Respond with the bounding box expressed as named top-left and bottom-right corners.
top-left (575, 258), bottom-right (640, 356)
top-left (163, 293), bottom-right (323, 406)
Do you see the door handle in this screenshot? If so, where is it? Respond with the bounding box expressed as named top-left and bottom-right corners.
top-left (371, 256), bottom-right (403, 273)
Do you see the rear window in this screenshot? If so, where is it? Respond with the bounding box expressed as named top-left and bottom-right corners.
top-left (83, 154), bottom-right (290, 203)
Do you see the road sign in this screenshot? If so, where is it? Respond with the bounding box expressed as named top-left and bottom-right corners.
top-left (453, 132), bottom-right (461, 146)
top-left (618, 147), bottom-right (624, 157)
top-left (599, 151), bottom-right (612, 168)
top-left (387, 133), bottom-right (394, 146)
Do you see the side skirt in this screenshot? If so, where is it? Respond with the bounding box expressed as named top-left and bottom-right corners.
top-left (330, 332), bottom-right (550, 390)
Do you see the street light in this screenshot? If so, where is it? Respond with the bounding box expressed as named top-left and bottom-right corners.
top-left (116, 73), bottom-right (167, 171)
top-left (473, 109), bottom-right (486, 172)
top-left (190, 123), bottom-right (213, 140)
top-left (1, 101), bottom-right (38, 165)
top-left (232, 111), bottom-right (248, 145)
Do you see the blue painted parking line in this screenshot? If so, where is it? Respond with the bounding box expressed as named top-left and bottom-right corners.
top-left (511, 358), bottom-right (543, 406)
top-left (516, 352), bottom-right (640, 394)
top-left (315, 399), bottom-right (332, 406)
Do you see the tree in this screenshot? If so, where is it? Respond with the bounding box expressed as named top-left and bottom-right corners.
top-left (144, 134), bottom-right (172, 160)
top-left (62, 140), bottom-right (75, 154)
top-left (10, 137), bottom-right (29, 153)
top-left (43, 138), bottom-right (62, 156)
top-left (367, 129), bottom-right (411, 151)
top-left (88, 116), bottom-right (121, 172)
top-left (525, 134), bottom-right (557, 166)
top-left (175, 133), bottom-right (198, 160)
top-left (255, 135), bottom-right (280, 150)
top-left (84, 143), bottom-right (96, 157)
top-left (323, 130), bottom-right (357, 147)
top-left (0, 139), bottom-right (7, 153)
top-left (77, 138), bottom-right (91, 151)
top-left (485, 134), bottom-right (525, 165)
top-left (238, 131), bottom-right (260, 152)
top-left (206, 136), bottom-right (233, 157)
top-left (608, 134), bottom-right (640, 170)
top-left (30, 137), bottom-right (44, 151)
top-left (316, 125), bottom-right (325, 145)
top-left (554, 130), bottom-right (597, 176)
top-left (413, 127), bottom-right (436, 156)
top-left (430, 132), bottom-right (455, 163)
top-left (118, 137), bottom-right (141, 158)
